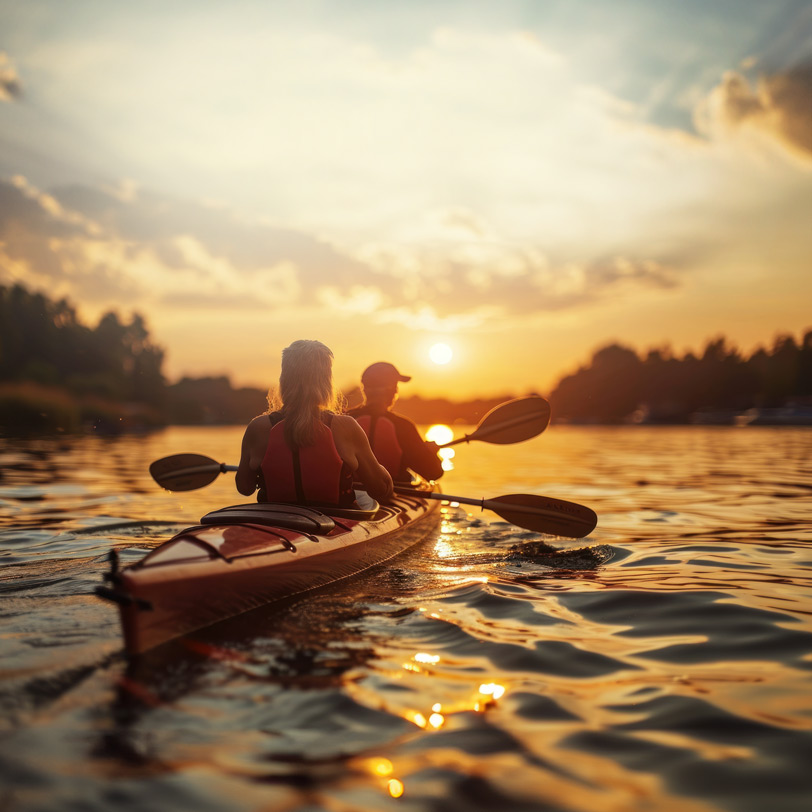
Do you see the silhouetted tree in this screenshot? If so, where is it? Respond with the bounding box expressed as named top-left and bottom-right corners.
top-left (550, 328), bottom-right (812, 422)
top-left (1, 283), bottom-right (166, 412)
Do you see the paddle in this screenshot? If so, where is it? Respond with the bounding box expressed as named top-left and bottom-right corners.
top-left (438, 395), bottom-right (551, 448)
top-left (149, 453), bottom-right (597, 538)
top-left (395, 486), bottom-right (597, 538)
top-left (149, 453), bottom-right (237, 492)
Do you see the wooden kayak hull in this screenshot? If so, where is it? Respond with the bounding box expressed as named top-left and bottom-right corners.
top-left (98, 488), bottom-right (440, 656)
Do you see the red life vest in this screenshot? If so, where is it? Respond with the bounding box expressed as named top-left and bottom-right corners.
top-left (354, 414), bottom-right (404, 479)
top-left (260, 412), bottom-right (355, 506)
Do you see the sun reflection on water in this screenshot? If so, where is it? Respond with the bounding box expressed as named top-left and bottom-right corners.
top-left (368, 757), bottom-right (393, 777)
top-left (387, 778), bottom-right (404, 798)
top-left (398, 651), bottom-right (507, 729)
top-left (425, 424), bottom-right (456, 471)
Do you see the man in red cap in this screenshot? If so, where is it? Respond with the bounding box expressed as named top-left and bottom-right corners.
top-left (347, 362), bottom-right (444, 483)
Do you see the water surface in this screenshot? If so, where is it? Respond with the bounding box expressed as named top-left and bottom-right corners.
top-left (1, 426), bottom-right (811, 811)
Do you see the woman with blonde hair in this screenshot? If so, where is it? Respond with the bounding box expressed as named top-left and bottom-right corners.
top-left (236, 340), bottom-right (393, 507)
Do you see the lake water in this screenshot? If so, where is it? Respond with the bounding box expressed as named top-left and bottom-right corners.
top-left (1, 425), bottom-right (811, 812)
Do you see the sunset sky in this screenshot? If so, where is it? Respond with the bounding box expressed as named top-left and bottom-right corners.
top-left (1, 0), bottom-right (810, 398)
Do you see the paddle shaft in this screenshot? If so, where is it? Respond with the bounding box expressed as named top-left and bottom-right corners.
top-left (405, 489), bottom-right (587, 521)
top-left (158, 462), bottom-right (237, 482)
top-left (395, 487), bottom-right (597, 538)
top-left (149, 454), bottom-right (597, 537)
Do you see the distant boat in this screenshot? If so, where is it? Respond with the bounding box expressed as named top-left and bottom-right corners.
top-left (735, 407), bottom-right (812, 427)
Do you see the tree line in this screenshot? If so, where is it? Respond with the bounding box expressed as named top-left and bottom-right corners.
top-left (0, 283), bottom-right (167, 430)
top-left (1, 282), bottom-right (810, 430)
top-left (549, 333), bottom-right (812, 423)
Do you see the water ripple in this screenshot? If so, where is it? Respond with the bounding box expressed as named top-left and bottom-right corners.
top-left (1, 427), bottom-right (812, 811)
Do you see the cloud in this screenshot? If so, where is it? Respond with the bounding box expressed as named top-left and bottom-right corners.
top-left (0, 53), bottom-right (21, 101)
top-left (696, 61), bottom-right (812, 161)
top-left (1, 177), bottom-right (682, 332)
top-left (0, 176), bottom-right (95, 285)
top-left (0, 177), bottom-right (403, 313)
top-left (586, 256), bottom-right (678, 291)
top-left (355, 225), bottom-right (681, 326)
top-left (51, 183), bottom-right (397, 298)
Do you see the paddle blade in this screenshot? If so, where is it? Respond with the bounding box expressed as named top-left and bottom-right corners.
top-left (487, 493), bottom-right (597, 538)
top-left (448, 396), bottom-right (551, 447)
top-left (149, 453), bottom-right (223, 492)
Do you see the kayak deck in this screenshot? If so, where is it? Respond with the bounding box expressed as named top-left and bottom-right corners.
top-left (97, 486), bottom-right (441, 655)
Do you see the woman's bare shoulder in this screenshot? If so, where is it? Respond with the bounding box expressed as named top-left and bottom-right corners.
top-left (331, 413), bottom-right (363, 435)
top-left (244, 413), bottom-right (271, 438)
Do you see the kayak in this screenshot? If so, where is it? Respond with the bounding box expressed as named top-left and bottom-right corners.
top-left (96, 483), bottom-right (440, 656)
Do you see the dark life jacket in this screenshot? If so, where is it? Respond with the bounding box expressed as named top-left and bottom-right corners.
top-left (260, 411), bottom-right (356, 507)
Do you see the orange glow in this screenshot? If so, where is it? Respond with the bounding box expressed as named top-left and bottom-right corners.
top-left (388, 779), bottom-right (405, 798)
top-left (369, 758), bottom-right (393, 777)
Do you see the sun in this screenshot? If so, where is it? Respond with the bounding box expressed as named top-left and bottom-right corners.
top-left (429, 343), bottom-right (453, 365)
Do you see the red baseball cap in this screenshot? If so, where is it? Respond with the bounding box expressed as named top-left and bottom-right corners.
top-left (361, 362), bottom-right (412, 386)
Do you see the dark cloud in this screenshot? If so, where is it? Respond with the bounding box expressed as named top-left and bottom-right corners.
top-left (0, 53), bottom-right (21, 101)
top-left (703, 61), bottom-right (812, 160)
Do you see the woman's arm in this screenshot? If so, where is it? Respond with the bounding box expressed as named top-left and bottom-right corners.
top-left (235, 416), bottom-right (269, 496)
top-left (333, 415), bottom-right (394, 504)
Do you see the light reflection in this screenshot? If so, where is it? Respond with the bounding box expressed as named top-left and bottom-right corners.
top-left (369, 757), bottom-right (393, 777)
top-left (479, 682), bottom-right (506, 700)
top-left (439, 447), bottom-right (455, 472)
top-left (425, 424), bottom-right (454, 445)
top-left (428, 712), bottom-right (445, 728)
top-left (388, 778), bottom-right (405, 798)
top-left (425, 424), bottom-right (455, 472)
top-left (395, 680), bottom-right (508, 737)
top-left (433, 537), bottom-right (456, 559)
top-left (415, 653), bottom-right (440, 664)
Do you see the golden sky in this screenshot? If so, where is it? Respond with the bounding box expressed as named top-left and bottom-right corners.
top-left (1, 1), bottom-right (811, 397)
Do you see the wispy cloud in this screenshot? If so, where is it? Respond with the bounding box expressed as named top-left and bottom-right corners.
top-left (0, 177), bottom-right (683, 330)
